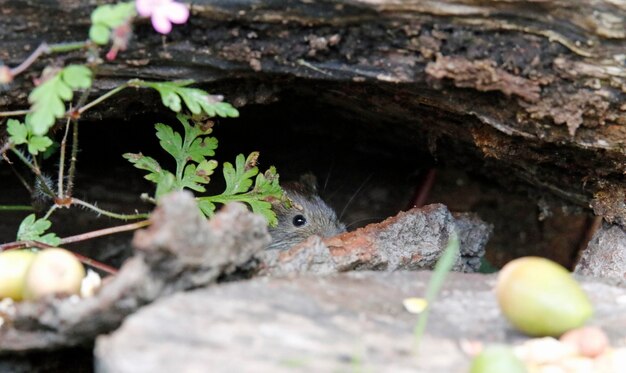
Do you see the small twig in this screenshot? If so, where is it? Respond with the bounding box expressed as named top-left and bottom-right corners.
top-left (9, 41), bottom-right (89, 78)
top-left (59, 219), bottom-right (151, 245)
top-left (70, 198), bottom-right (150, 220)
top-left (72, 251), bottom-right (118, 275)
top-left (58, 116), bottom-right (72, 198)
top-left (65, 119), bottom-right (79, 197)
top-left (9, 162), bottom-right (34, 194)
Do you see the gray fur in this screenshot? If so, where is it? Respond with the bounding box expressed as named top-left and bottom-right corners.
top-left (268, 184), bottom-right (346, 251)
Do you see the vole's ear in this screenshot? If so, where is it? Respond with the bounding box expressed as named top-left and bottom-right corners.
top-left (299, 173), bottom-right (318, 195)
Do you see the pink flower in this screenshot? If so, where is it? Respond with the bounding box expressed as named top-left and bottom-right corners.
top-left (136, 0), bottom-right (189, 34)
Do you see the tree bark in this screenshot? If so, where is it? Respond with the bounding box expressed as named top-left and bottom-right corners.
top-left (1, 0), bottom-right (626, 224)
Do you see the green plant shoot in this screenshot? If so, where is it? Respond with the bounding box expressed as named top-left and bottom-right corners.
top-left (414, 231), bottom-right (460, 350)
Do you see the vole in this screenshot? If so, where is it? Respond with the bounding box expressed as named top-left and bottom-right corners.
top-left (268, 174), bottom-right (346, 250)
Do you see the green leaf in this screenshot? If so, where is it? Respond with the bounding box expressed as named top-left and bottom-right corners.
top-left (62, 65), bottom-right (92, 89)
top-left (155, 123), bottom-right (183, 160)
top-left (90, 2), bottom-right (136, 44)
top-left (7, 119), bottom-right (27, 145)
top-left (196, 155), bottom-right (284, 225)
top-left (16, 214), bottom-right (61, 246)
top-left (27, 135), bottom-right (53, 155)
top-left (123, 153), bottom-right (163, 182)
top-left (143, 81), bottom-right (240, 118)
top-left (89, 24), bottom-right (110, 45)
top-left (155, 173), bottom-right (177, 199)
top-left (28, 65), bottom-right (93, 136)
top-left (180, 159), bottom-right (218, 192)
top-left (197, 199), bottom-right (216, 216)
top-left (222, 153), bottom-right (258, 195)
top-left (188, 136), bottom-right (218, 163)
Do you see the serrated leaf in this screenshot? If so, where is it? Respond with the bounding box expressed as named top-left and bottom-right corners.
top-left (28, 65), bottom-right (92, 136)
top-left (154, 123), bottom-right (183, 160)
top-left (27, 135), bottom-right (53, 155)
top-left (62, 65), bottom-right (92, 89)
top-left (222, 154), bottom-right (258, 196)
top-left (180, 165), bottom-right (205, 192)
top-left (123, 152), bottom-right (163, 182)
top-left (248, 199), bottom-right (277, 226)
top-left (143, 81), bottom-right (240, 118)
top-left (89, 24), bottom-right (110, 45)
top-left (7, 119), bottom-right (27, 145)
top-left (180, 159), bottom-right (218, 191)
top-left (187, 136), bottom-right (218, 163)
top-left (16, 214), bottom-right (61, 246)
top-left (197, 155), bottom-right (283, 226)
top-left (197, 199), bottom-right (216, 217)
top-left (155, 172), bottom-right (177, 199)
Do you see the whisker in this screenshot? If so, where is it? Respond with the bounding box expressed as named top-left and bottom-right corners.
top-left (346, 216), bottom-right (384, 230)
top-left (322, 158), bottom-right (335, 193)
top-left (339, 173), bottom-right (373, 221)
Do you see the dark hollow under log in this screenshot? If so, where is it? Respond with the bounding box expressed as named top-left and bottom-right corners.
top-left (1, 0), bottom-right (625, 226)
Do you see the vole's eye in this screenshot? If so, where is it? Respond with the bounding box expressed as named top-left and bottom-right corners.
top-left (292, 214), bottom-right (307, 227)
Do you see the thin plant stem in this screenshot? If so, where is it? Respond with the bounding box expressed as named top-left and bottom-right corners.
top-left (0, 240), bottom-right (118, 275)
top-left (9, 41), bottom-right (89, 77)
top-left (9, 43), bottom-right (50, 77)
top-left (10, 148), bottom-right (55, 197)
top-left (43, 205), bottom-right (59, 220)
top-left (70, 198), bottom-right (150, 220)
top-left (65, 119), bottom-right (79, 197)
top-left (9, 163), bottom-right (34, 194)
top-left (58, 117), bottom-right (72, 198)
top-left (77, 83), bottom-right (129, 115)
top-left (0, 109), bottom-right (31, 117)
top-left (0, 205), bottom-right (33, 211)
top-left (48, 41), bottom-right (90, 54)
top-left (59, 219), bottom-right (151, 245)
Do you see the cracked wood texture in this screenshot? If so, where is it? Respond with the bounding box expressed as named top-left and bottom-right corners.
top-left (1, 0), bottom-right (626, 225)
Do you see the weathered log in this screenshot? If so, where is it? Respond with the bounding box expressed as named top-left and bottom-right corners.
top-left (1, 1), bottom-right (625, 225)
top-left (0, 193), bottom-right (269, 353)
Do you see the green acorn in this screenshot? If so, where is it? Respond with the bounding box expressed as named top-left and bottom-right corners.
top-left (496, 257), bottom-right (593, 337)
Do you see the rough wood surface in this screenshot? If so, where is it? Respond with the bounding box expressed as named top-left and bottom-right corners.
top-left (94, 271), bottom-right (626, 373)
top-left (1, 1), bottom-right (625, 218)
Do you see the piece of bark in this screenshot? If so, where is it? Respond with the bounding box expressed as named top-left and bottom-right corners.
top-left (258, 204), bottom-right (490, 276)
top-left (94, 271), bottom-right (626, 373)
top-left (0, 192), bottom-right (269, 353)
top-left (575, 222), bottom-right (626, 282)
